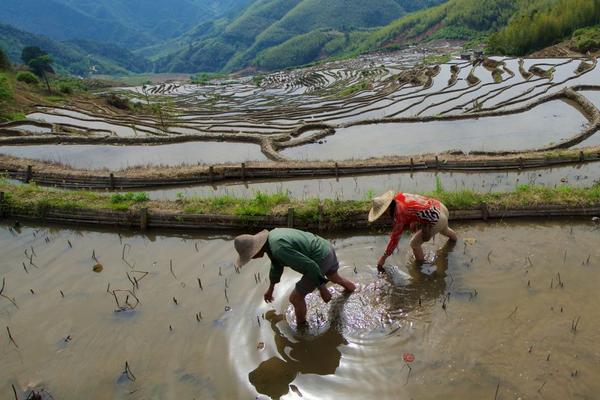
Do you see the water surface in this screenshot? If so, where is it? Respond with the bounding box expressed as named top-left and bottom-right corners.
top-left (0, 142), bottom-right (266, 170)
top-left (282, 101), bottom-right (588, 161)
top-left (1, 220), bottom-right (600, 399)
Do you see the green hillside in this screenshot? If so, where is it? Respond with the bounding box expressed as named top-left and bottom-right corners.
top-left (155, 0), bottom-right (447, 73)
top-left (0, 0), bottom-right (252, 48)
top-left (348, 0), bottom-right (600, 56)
top-left (0, 23), bottom-right (150, 76)
top-left (488, 0), bottom-right (600, 55)
top-left (349, 0), bottom-right (518, 54)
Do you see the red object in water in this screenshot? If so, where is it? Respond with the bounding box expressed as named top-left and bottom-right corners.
top-left (403, 353), bottom-right (415, 363)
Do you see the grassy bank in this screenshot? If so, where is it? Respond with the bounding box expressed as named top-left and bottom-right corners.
top-left (1, 180), bottom-right (599, 223)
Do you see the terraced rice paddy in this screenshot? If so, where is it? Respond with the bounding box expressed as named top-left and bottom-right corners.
top-left (1, 220), bottom-right (600, 399)
top-left (0, 142), bottom-right (266, 170)
top-left (132, 163), bottom-right (600, 201)
top-left (1, 48), bottom-right (600, 400)
top-left (1, 53), bottom-right (599, 168)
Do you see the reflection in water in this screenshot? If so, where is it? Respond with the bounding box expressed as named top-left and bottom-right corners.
top-left (249, 311), bottom-right (346, 399)
top-left (251, 240), bottom-right (456, 398)
top-left (388, 239), bottom-right (456, 314)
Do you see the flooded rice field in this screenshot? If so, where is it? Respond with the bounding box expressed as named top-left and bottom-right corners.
top-left (1, 220), bottom-right (600, 399)
top-left (282, 101), bottom-right (588, 161)
top-left (1, 55), bottom-right (599, 164)
top-left (0, 142), bottom-right (266, 170)
top-left (140, 163), bottom-right (600, 201)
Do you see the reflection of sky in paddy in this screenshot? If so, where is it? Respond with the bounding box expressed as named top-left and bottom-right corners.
top-left (137, 162), bottom-right (600, 201)
top-left (0, 142), bottom-right (266, 170)
top-left (283, 100), bottom-right (588, 161)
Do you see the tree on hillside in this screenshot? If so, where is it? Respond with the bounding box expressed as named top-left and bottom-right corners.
top-left (0, 47), bottom-right (11, 70)
top-left (21, 46), bottom-right (54, 92)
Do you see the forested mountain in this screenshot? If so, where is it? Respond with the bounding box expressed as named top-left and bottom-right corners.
top-left (153, 0), bottom-right (447, 72)
top-left (0, 23), bottom-right (150, 75)
top-left (0, 0), bottom-right (252, 48)
top-left (488, 0), bottom-right (600, 55)
top-left (2, 0), bottom-right (598, 76)
top-left (348, 0), bottom-right (518, 55)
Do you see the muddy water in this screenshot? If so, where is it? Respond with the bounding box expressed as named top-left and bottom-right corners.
top-left (1, 220), bottom-right (600, 399)
top-left (282, 100), bottom-right (588, 161)
top-left (140, 163), bottom-right (600, 201)
top-left (0, 142), bottom-right (266, 170)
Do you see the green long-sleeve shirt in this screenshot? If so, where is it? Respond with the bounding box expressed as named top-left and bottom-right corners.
top-left (266, 228), bottom-right (331, 287)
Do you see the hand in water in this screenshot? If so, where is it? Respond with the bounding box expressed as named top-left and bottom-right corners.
top-left (319, 286), bottom-right (332, 303)
top-left (376, 255), bottom-right (386, 274)
top-left (264, 289), bottom-right (274, 303)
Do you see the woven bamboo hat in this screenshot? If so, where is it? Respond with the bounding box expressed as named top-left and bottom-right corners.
top-left (368, 191), bottom-right (395, 223)
top-left (234, 229), bottom-right (269, 268)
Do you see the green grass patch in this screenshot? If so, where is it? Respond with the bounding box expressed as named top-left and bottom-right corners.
top-left (235, 191), bottom-right (291, 216)
top-left (1, 181), bottom-right (600, 223)
top-left (336, 81), bottom-right (370, 97)
top-left (191, 72), bottom-right (228, 85)
top-left (2, 112), bottom-right (26, 121)
top-left (421, 54), bottom-right (452, 65)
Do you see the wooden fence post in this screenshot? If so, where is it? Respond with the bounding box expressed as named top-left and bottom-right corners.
top-left (25, 165), bottom-right (33, 183)
top-left (109, 173), bottom-right (115, 190)
top-left (480, 203), bottom-right (489, 221)
top-left (410, 158), bottom-right (414, 171)
top-left (241, 163), bottom-right (246, 180)
top-left (435, 156), bottom-right (439, 169)
top-left (287, 208), bottom-right (294, 228)
top-left (579, 151), bottom-right (585, 163)
top-left (318, 204), bottom-right (324, 231)
top-left (208, 166), bottom-right (214, 183)
top-left (140, 208), bottom-right (148, 230)
top-left (334, 162), bottom-right (339, 179)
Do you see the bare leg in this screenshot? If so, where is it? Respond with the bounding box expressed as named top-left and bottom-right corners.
top-left (410, 230), bottom-right (426, 263)
top-left (327, 271), bottom-right (356, 292)
top-left (289, 289), bottom-right (308, 325)
top-left (441, 227), bottom-right (458, 242)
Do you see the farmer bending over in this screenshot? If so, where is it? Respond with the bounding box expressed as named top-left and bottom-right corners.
top-left (369, 191), bottom-right (457, 271)
top-left (234, 228), bottom-right (356, 326)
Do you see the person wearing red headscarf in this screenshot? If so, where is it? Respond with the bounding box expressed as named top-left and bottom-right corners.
top-left (369, 191), bottom-right (457, 271)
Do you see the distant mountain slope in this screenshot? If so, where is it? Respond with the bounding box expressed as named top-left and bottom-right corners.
top-left (349, 0), bottom-right (600, 56)
top-left (350, 0), bottom-right (518, 54)
top-left (0, 0), bottom-right (252, 48)
top-left (0, 23), bottom-right (150, 75)
top-left (155, 0), bottom-right (447, 73)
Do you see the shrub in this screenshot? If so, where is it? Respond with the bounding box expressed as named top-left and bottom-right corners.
top-left (105, 93), bottom-right (131, 110)
top-left (0, 73), bottom-right (12, 101)
top-left (58, 83), bottom-right (73, 94)
top-left (16, 71), bottom-right (39, 85)
top-left (0, 47), bottom-right (11, 71)
top-left (572, 26), bottom-right (600, 52)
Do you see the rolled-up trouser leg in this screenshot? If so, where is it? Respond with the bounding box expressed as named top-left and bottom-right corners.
top-left (295, 243), bottom-right (339, 296)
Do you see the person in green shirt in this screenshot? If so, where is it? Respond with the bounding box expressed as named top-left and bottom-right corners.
top-left (234, 228), bottom-right (356, 326)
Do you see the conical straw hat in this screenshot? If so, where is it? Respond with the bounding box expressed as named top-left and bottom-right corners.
top-left (234, 229), bottom-right (269, 268)
top-left (368, 191), bottom-right (395, 223)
